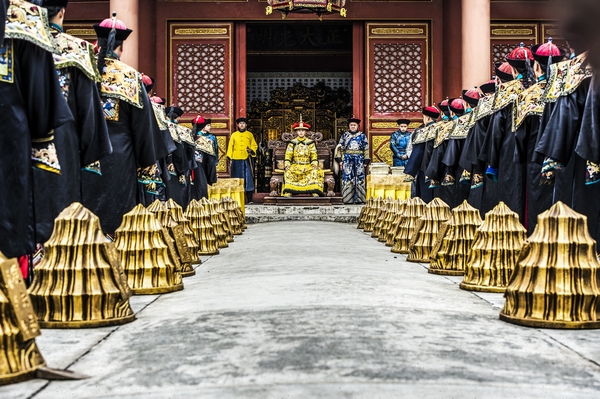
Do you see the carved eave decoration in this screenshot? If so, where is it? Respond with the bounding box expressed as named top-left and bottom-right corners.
top-left (266, 0), bottom-right (347, 20)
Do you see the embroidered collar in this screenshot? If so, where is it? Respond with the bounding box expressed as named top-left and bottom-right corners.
top-left (513, 82), bottom-right (545, 131)
top-left (100, 58), bottom-right (144, 109)
top-left (542, 53), bottom-right (592, 103)
top-left (52, 31), bottom-right (101, 82)
top-left (4, 0), bottom-right (57, 54)
top-left (50, 23), bottom-right (63, 33)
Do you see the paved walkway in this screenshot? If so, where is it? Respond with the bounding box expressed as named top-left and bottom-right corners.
top-left (3, 221), bottom-right (600, 398)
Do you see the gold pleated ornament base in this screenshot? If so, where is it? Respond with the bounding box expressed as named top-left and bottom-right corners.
top-left (459, 201), bottom-right (526, 292)
top-left (429, 201), bottom-right (483, 275)
top-left (223, 198), bottom-right (243, 235)
top-left (185, 200), bottom-right (220, 255)
top-left (147, 200), bottom-right (196, 278)
top-left (115, 204), bottom-right (183, 295)
top-left (0, 254), bottom-right (46, 385)
top-left (408, 198), bottom-right (451, 263)
top-left (500, 202), bottom-right (600, 329)
top-left (363, 197), bottom-right (383, 233)
top-left (371, 198), bottom-right (393, 239)
top-left (213, 198), bottom-right (234, 243)
top-left (380, 200), bottom-right (403, 243)
top-left (228, 198), bottom-right (246, 230)
top-left (391, 197), bottom-right (427, 254)
top-left (165, 199), bottom-right (202, 265)
top-left (385, 200), bottom-right (407, 247)
top-left (357, 197), bottom-right (374, 230)
top-left (28, 203), bottom-right (135, 328)
top-left (201, 198), bottom-right (229, 249)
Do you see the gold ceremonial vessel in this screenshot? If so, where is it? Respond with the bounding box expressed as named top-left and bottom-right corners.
top-left (385, 200), bottom-right (407, 246)
top-left (185, 199), bottom-right (220, 255)
top-left (391, 197), bottom-right (426, 254)
top-left (408, 198), bottom-right (451, 263)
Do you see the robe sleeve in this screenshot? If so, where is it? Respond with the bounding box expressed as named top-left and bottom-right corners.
top-left (310, 142), bottom-right (318, 166)
top-left (390, 134), bottom-right (401, 158)
top-left (131, 92), bottom-right (170, 168)
top-left (249, 133), bottom-right (258, 157)
top-left (363, 135), bottom-right (370, 165)
top-left (70, 68), bottom-right (112, 166)
top-left (226, 132), bottom-right (235, 159)
top-left (284, 142), bottom-right (294, 168)
top-left (406, 136), bottom-right (413, 158)
top-left (479, 108), bottom-right (509, 169)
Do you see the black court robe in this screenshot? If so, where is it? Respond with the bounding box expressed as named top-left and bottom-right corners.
top-left (405, 124), bottom-right (433, 203)
top-left (442, 137), bottom-right (470, 208)
top-left (425, 140), bottom-right (454, 207)
top-left (479, 106), bottom-right (527, 223)
top-left (0, 39), bottom-right (73, 257)
top-left (82, 83), bottom-right (170, 234)
top-left (33, 66), bottom-right (111, 243)
top-left (190, 149), bottom-right (217, 201)
top-left (459, 117), bottom-right (491, 213)
top-left (575, 77), bottom-right (600, 163)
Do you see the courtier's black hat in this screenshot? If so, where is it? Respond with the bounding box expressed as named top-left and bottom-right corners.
top-left (348, 118), bottom-right (361, 125)
top-left (236, 117), bottom-right (248, 124)
top-left (93, 13), bottom-right (133, 41)
top-left (396, 119), bottom-right (411, 126)
top-left (531, 40), bottom-right (567, 68)
top-left (422, 106), bottom-right (440, 119)
top-left (479, 80), bottom-right (496, 94)
top-left (165, 106), bottom-right (183, 118)
top-left (494, 62), bottom-right (514, 83)
top-left (42, 0), bottom-right (70, 6)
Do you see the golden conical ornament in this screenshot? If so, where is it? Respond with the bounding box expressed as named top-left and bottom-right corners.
top-left (407, 198), bottom-right (451, 263)
top-left (213, 198), bottom-right (234, 243)
top-left (372, 198), bottom-right (393, 239)
top-left (500, 202), bottom-right (600, 328)
top-left (379, 200), bottom-right (402, 243)
top-left (0, 253), bottom-right (46, 385)
top-left (429, 201), bottom-right (483, 275)
top-left (147, 200), bottom-right (196, 278)
top-left (223, 198), bottom-right (242, 235)
top-left (28, 203), bottom-right (135, 328)
top-left (386, 200), bottom-right (407, 246)
top-left (363, 197), bottom-right (383, 233)
top-left (185, 200), bottom-right (220, 255)
top-left (201, 198), bottom-right (229, 248)
top-left (114, 204), bottom-right (183, 295)
top-left (391, 197), bottom-right (427, 254)
top-left (459, 201), bottom-right (527, 293)
top-left (356, 197), bottom-right (373, 230)
top-left (165, 199), bottom-right (201, 264)
top-left (229, 198), bottom-right (246, 230)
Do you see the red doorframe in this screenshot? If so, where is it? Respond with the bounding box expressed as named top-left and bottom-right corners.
top-left (352, 22), bottom-right (365, 124)
top-left (235, 23), bottom-right (247, 121)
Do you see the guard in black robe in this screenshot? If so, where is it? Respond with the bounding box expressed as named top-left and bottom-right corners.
top-left (190, 117), bottom-right (218, 200)
top-left (82, 15), bottom-right (170, 234)
top-left (404, 106), bottom-right (440, 203)
top-left (0, 1), bottom-right (73, 257)
top-left (163, 105), bottom-right (195, 208)
top-left (33, 3), bottom-right (111, 243)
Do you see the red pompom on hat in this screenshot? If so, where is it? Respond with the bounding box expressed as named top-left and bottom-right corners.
top-left (462, 87), bottom-right (482, 107)
top-left (422, 106), bottom-right (440, 119)
top-left (506, 43), bottom-right (534, 69)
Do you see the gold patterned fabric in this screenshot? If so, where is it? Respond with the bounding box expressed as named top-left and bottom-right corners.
top-left (52, 31), bottom-right (100, 82)
top-left (449, 112), bottom-right (476, 139)
top-left (151, 103), bottom-right (170, 132)
top-left (434, 119), bottom-right (456, 147)
top-left (542, 53), bottom-right (593, 103)
top-left (100, 58), bottom-right (144, 109)
top-left (282, 137), bottom-right (324, 195)
top-left (513, 82), bottom-right (545, 131)
top-left (492, 79), bottom-right (524, 112)
top-left (474, 94), bottom-right (495, 122)
top-left (5, 0), bottom-right (56, 54)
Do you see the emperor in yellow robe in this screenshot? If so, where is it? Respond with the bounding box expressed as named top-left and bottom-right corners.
top-left (282, 136), bottom-right (324, 196)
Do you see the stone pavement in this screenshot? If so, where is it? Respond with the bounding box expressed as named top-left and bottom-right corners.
top-left (3, 221), bottom-right (600, 398)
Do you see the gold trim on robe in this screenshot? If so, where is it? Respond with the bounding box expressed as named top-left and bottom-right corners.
top-left (52, 32), bottom-right (100, 82)
top-left (449, 112), bottom-right (476, 140)
top-left (100, 58), bottom-right (144, 109)
top-left (542, 53), bottom-right (592, 103)
top-left (5, 0), bottom-right (56, 54)
top-left (513, 82), bottom-right (545, 131)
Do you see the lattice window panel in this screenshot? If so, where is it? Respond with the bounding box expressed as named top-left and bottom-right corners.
top-left (492, 43), bottom-right (516, 65)
top-left (246, 74), bottom-right (352, 108)
top-left (373, 43), bottom-right (423, 114)
top-left (175, 43), bottom-right (225, 115)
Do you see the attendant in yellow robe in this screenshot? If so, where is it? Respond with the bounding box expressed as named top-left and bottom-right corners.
top-left (282, 120), bottom-right (324, 197)
top-left (227, 117), bottom-right (258, 203)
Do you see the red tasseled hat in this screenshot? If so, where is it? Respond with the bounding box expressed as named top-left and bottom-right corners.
top-left (495, 62), bottom-right (514, 82)
top-left (437, 99), bottom-right (450, 116)
top-left (480, 79), bottom-right (496, 94)
top-left (93, 13), bottom-right (133, 41)
top-left (531, 38), bottom-right (567, 67)
top-left (449, 98), bottom-right (466, 115)
top-left (150, 96), bottom-right (166, 105)
top-left (462, 87), bottom-right (482, 107)
top-left (141, 74), bottom-right (153, 86)
top-left (292, 121), bottom-right (311, 130)
top-left (193, 115), bottom-right (208, 125)
top-left (422, 106), bottom-right (440, 119)
top-left (506, 43), bottom-right (534, 69)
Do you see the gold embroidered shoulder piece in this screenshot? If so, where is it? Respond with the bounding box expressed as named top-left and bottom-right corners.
top-left (449, 112), bottom-right (475, 140)
top-left (434, 120), bottom-right (455, 147)
top-left (5, 0), bottom-right (56, 53)
top-left (542, 53), bottom-right (592, 103)
top-left (166, 121), bottom-right (181, 143)
top-left (195, 135), bottom-right (215, 156)
top-left (100, 58), bottom-right (144, 109)
top-left (492, 79), bottom-right (524, 112)
top-left (177, 125), bottom-right (195, 146)
top-left (474, 94), bottom-right (495, 122)
top-left (53, 32), bottom-right (100, 82)
top-left (151, 103), bottom-right (169, 131)
top-left (412, 123), bottom-right (435, 145)
top-left (513, 82), bottom-right (545, 131)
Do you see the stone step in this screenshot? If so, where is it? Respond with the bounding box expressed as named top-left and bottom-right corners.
top-left (247, 214), bottom-right (359, 224)
top-left (245, 204), bottom-right (363, 223)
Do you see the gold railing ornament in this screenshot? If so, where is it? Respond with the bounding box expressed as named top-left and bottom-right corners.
top-left (429, 201), bottom-right (483, 276)
top-left (391, 197), bottom-right (426, 254)
top-left (363, 197), bottom-right (383, 233)
top-left (386, 200), bottom-right (407, 247)
top-left (407, 198), bottom-right (451, 263)
top-left (147, 200), bottom-right (196, 278)
top-left (500, 202), bottom-right (600, 328)
top-left (165, 199), bottom-right (201, 264)
top-left (114, 204), bottom-right (183, 295)
top-left (0, 253), bottom-right (46, 385)
top-left (460, 201), bottom-right (527, 293)
top-left (371, 197), bottom-right (394, 239)
top-left (28, 203), bottom-right (135, 328)
top-left (201, 198), bottom-right (229, 249)
top-left (212, 198), bottom-right (234, 243)
top-left (357, 197), bottom-right (374, 230)
top-left (184, 200), bottom-right (220, 256)
top-left (223, 198), bottom-right (243, 235)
